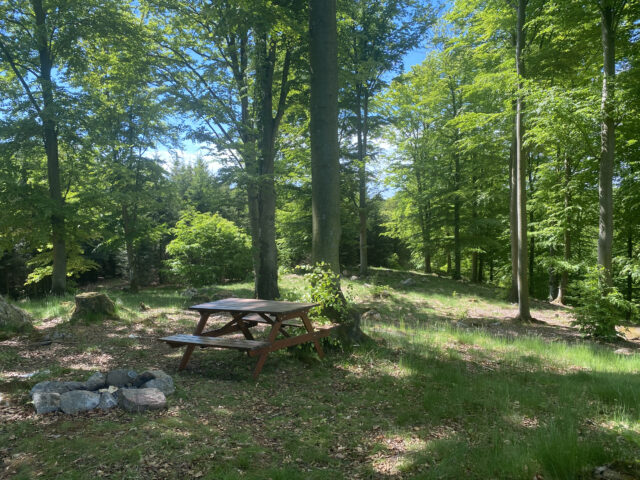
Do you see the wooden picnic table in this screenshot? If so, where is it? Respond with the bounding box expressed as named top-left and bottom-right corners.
top-left (160, 298), bottom-right (335, 379)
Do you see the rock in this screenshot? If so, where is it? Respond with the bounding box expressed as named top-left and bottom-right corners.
top-left (139, 302), bottom-right (149, 312)
top-left (59, 390), bottom-right (100, 414)
top-left (84, 372), bottom-right (107, 391)
top-left (350, 275), bottom-right (359, 281)
top-left (400, 278), bottom-right (414, 286)
top-left (106, 369), bottom-right (138, 387)
top-left (70, 292), bottom-right (116, 323)
top-left (141, 377), bottom-right (175, 396)
top-left (0, 295), bottom-right (34, 339)
top-left (593, 464), bottom-right (636, 480)
top-left (30, 381), bottom-right (85, 395)
top-left (118, 388), bottom-right (167, 412)
top-left (132, 371), bottom-right (155, 387)
top-left (361, 310), bottom-right (382, 323)
top-left (614, 348), bottom-right (634, 356)
top-left (33, 392), bottom-right (61, 414)
top-left (97, 392), bottom-right (118, 410)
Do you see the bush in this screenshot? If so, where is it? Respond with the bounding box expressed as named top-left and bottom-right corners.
top-left (572, 266), bottom-right (635, 339)
top-left (166, 210), bottom-right (252, 287)
top-left (299, 263), bottom-right (349, 323)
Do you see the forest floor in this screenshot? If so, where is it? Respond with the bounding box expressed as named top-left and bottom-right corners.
top-left (1, 269), bottom-right (640, 479)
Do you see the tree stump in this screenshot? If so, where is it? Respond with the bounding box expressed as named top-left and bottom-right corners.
top-left (70, 292), bottom-right (117, 323)
top-left (0, 295), bottom-right (34, 339)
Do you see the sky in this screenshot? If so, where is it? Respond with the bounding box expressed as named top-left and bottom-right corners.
top-left (157, 45), bottom-right (428, 172)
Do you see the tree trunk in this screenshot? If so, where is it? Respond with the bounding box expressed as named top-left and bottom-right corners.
top-left (447, 250), bottom-right (452, 275)
top-left (509, 120), bottom-right (519, 302)
top-left (33, 0), bottom-right (66, 294)
top-left (122, 205), bottom-right (139, 293)
top-left (254, 34), bottom-right (280, 300)
top-left (598, 1), bottom-right (616, 286)
top-left (627, 230), bottom-right (633, 321)
top-left (471, 252), bottom-right (478, 283)
top-left (554, 155), bottom-right (571, 305)
top-left (415, 169), bottom-right (431, 274)
top-left (356, 85), bottom-right (368, 276)
top-left (548, 246), bottom-right (557, 301)
top-left (453, 152), bottom-right (461, 280)
top-left (478, 254), bottom-right (484, 283)
top-left (310, 0), bottom-right (341, 274)
top-left (515, 0), bottom-right (531, 320)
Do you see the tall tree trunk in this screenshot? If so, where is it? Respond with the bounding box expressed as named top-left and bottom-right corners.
top-left (548, 246), bottom-right (557, 301)
top-left (515, 0), bottom-right (531, 320)
top-left (478, 254), bottom-right (484, 283)
top-left (447, 250), bottom-right (452, 275)
top-left (627, 230), bottom-right (633, 321)
top-left (555, 155), bottom-right (572, 305)
top-left (509, 122), bottom-right (519, 302)
top-left (415, 169), bottom-right (431, 273)
top-left (254, 34), bottom-right (280, 300)
top-left (453, 152), bottom-right (461, 280)
top-left (356, 85), bottom-right (368, 275)
top-left (598, 1), bottom-right (616, 286)
top-left (310, 0), bottom-right (340, 274)
top-left (450, 84), bottom-right (461, 280)
top-left (122, 205), bottom-right (139, 293)
top-left (471, 252), bottom-right (478, 283)
top-left (33, 0), bottom-right (66, 294)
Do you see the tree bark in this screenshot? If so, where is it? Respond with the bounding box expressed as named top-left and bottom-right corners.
top-left (415, 169), bottom-right (431, 274)
top-left (598, 1), bottom-right (616, 286)
top-left (508, 119), bottom-right (519, 302)
top-left (33, 0), bottom-right (66, 294)
top-left (253, 34), bottom-right (281, 300)
top-left (471, 252), bottom-right (478, 283)
top-left (356, 85), bottom-right (369, 275)
top-left (310, 0), bottom-right (341, 274)
top-left (554, 155), bottom-right (572, 305)
top-left (515, 0), bottom-right (531, 320)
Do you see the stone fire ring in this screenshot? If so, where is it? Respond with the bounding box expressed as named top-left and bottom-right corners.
top-left (30, 369), bottom-right (175, 415)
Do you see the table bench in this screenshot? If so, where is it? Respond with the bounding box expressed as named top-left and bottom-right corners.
top-left (160, 298), bottom-right (337, 378)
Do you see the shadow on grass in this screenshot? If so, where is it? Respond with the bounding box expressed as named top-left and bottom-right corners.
top-left (148, 325), bottom-right (640, 480)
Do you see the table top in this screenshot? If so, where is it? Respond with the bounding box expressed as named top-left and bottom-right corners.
top-left (189, 297), bottom-right (318, 314)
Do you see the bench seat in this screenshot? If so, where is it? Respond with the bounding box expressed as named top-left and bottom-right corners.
top-left (160, 334), bottom-right (270, 351)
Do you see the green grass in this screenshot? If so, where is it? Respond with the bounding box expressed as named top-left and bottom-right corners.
top-left (1, 270), bottom-right (639, 479)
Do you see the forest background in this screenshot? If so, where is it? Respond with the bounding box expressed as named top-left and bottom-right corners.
top-left (1, 0), bottom-right (639, 338)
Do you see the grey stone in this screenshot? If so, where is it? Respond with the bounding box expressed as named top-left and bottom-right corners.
top-left (400, 278), bottom-right (414, 286)
top-left (84, 372), bottom-right (107, 391)
top-left (141, 377), bottom-right (175, 396)
top-left (118, 388), bottom-right (166, 412)
top-left (132, 371), bottom-right (155, 387)
top-left (0, 295), bottom-right (33, 338)
top-left (63, 381), bottom-right (87, 391)
top-left (97, 392), bottom-right (118, 410)
top-left (33, 392), bottom-right (61, 414)
top-left (59, 390), bottom-right (100, 414)
top-left (30, 381), bottom-right (79, 395)
top-left (106, 369), bottom-right (138, 387)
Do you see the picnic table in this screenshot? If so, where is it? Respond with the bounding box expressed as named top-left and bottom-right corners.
top-left (160, 298), bottom-right (336, 379)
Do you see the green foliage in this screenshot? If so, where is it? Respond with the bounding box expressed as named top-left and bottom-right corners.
top-left (299, 263), bottom-right (349, 324)
top-left (572, 267), bottom-right (636, 339)
top-left (166, 210), bottom-right (252, 287)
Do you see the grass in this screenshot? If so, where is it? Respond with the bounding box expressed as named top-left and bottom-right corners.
top-left (1, 269), bottom-right (639, 479)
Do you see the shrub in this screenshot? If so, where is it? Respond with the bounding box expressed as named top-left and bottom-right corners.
top-left (572, 266), bottom-right (635, 339)
top-left (299, 263), bottom-right (349, 323)
top-left (166, 210), bottom-right (252, 287)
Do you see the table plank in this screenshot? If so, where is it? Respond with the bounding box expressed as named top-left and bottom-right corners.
top-left (160, 334), bottom-right (270, 351)
top-left (189, 298), bottom-right (318, 314)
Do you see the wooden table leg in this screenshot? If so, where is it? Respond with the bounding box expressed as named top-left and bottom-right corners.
top-left (300, 312), bottom-right (325, 359)
top-left (253, 318), bottom-right (283, 379)
top-left (178, 312), bottom-right (210, 371)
